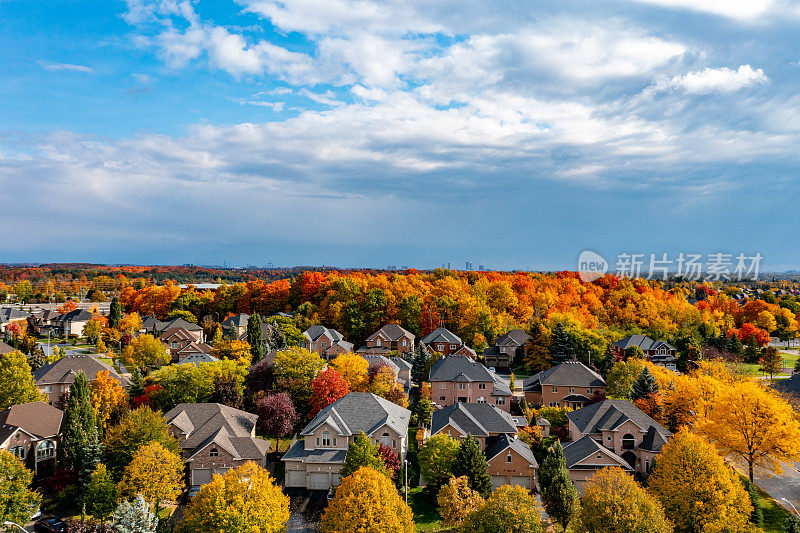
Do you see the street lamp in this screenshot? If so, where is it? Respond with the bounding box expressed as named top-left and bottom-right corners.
top-left (3, 521), bottom-right (27, 532)
top-left (404, 459), bottom-right (409, 504)
top-left (782, 498), bottom-right (800, 517)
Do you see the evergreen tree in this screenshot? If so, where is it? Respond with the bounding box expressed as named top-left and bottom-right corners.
top-left (631, 367), bottom-right (659, 401)
top-left (413, 397), bottom-right (434, 428)
top-left (549, 323), bottom-right (575, 364)
top-left (539, 441), bottom-right (579, 529)
top-left (112, 494), bottom-right (158, 533)
top-left (247, 313), bottom-right (264, 363)
top-left (85, 463), bottom-right (117, 521)
top-left (109, 297), bottom-right (122, 329)
top-left (785, 515), bottom-right (800, 533)
top-left (744, 343), bottom-right (760, 364)
top-left (128, 367), bottom-right (145, 398)
top-left (340, 432), bottom-right (389, 479)
top-left (411, 343), bottom-right (432, 385)
top-left (61, 371), bottom-right (103, 496)
top-left (452, 434), bottom-right (492, 498)
top-left (728, 334), bottom-right (744, 355)
top-left (596, 345), bottom-right (616, 377)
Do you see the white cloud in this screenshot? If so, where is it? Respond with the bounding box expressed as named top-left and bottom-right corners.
top-left (624, 0), bottom-right (774, 20)
top-left (38, 60), bottom-right (93, 73)
top-left (666, 65), bottom-right (768, 94)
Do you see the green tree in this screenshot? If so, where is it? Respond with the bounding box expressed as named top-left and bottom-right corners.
top-left (0, 351), bottom-right (44, 410)
top-left (759, 346), bottom-right (783, 378)
top-left (606, 359), bottom-right (645, 400)
top-left (0, 449), bottom-right (41, 526)
top-left (112, 494), bottom-right (157, 533)
top-left (85, 463), bottom-right (117, 521)
top-left (411, 343), bottom-right (432, 386)
top-left (272, 347), bottom-right (324, 415)
top-left (103, 407), bottom-right (180, 480)
top-left (109, 297), bottom-right (123, 329)
top-left (61, 372), bottom-right (103, 496)
top-left (247, 313), bottom-right (264, 363)
top-left (539, 440), bottom-right (579, 529)
top-left (340, 432), bottom-right (389, 479)
top-left (461, 485), bottom-right (544, 533)
top-left (417, 433), bottom-right (460, 489)
top-left (550, 322), bottom-right (575, 364)
top-left (631, 367), bottom-right (659, 401)
top-left (452, 435), bottom-right (492, 498)
top-left (596, 345), bottom-right (617, 377)
top-left (785, 515), bottom-right (800, 533)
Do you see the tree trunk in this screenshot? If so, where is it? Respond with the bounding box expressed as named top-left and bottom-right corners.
top-left (749, 461), bottom-right (754, 482)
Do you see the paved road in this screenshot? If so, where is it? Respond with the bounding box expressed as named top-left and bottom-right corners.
top-left (285, 489), bottom-right (328, 533)
top-left (753, 462), bottom-right (800, 513)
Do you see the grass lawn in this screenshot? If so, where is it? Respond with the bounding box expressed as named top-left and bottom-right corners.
top-left (757, 484), bottom-right (794, 532)
top-left (408, 487), bottom-right (447, 532)
top-left (738, 350), bottom-right (798, 378)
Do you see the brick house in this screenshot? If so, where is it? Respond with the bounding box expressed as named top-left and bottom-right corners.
top-left (429, 354), bottom-right (512, 412)
top-left (483, 329), bottom-right (532, 369)
top-left (357, 324), bottom-right (415, 355)
top-left (33, 354), bottom-right (131, 406)
top-left (164, 403), bottom-right (270, 487)
top-left (563, 399), bottom-right (671, 491)
top-left (283, 392), bottom-right (410, 490)
top-left (222, 313), bottom-right (249, 338)
top-left (302, 325), bottom-right (354, 360)
top-left (523, 361), bottom-right (606, 409)
top-left (0, 402), bottom-right (63, 477)
top-left (611, 335), bottom-right (678, 370)
top-left (429, 403), bottom-right (537, 490)
top-left (160, 327), bottom-right (212, 362)
top-left (421, 327), bottom-right (464, 356)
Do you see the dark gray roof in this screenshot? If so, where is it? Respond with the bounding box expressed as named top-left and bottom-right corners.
top-left (0, 308), bottom-right (32, 322)
top-left (562, 435), bottom-right (633, 470)
top-left (300, 392), bottom-right (410, 438)
top-left (33, 354), bottom-right (131, 387)
top-left (53, 309), bottom-right (93, 323)
top-left (431, 402), bottom-right (517, 437)
top-left (0, 340), bottom-right (16, 354)
top-left (366, 324), bottom-right (415, 342)
top-left (429, 355), bottom-right (512, 396)
top-left (523, 361), bottom-right (605, 392)
top-left (303, 325), bottom-right (345, 342)
top-left (485, 433), bottom-right (538, 467)
top-left (494, 329), bottom-right (532, 347)
top-left (222, 313), bottom-right (249, 327)
top-left (0, 402), bottom-right (63, 443)
top-left (360, 354), bottom-right (399, 373)
top-left (282, 440), bottom-right (347, 463)
top-left (390, 356), bottom-right (412, 370)
top-left (639, 426), bottom-right (669, 453)
top-left (142, 316), bottom-right (167, 332)
top-left (612, 335), bottom-right (675, 352)
top-left (164, 317), bottom-right (203, 331)
top-left (421, 327), bottom-right (462, 345)
top-left (567, 400), bottom-right (671, 440)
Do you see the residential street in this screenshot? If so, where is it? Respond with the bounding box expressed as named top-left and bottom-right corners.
top-left (755, 462), bottom-right (800, 514)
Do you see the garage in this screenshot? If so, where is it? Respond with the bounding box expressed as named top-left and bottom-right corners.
top-left (331, 473), bottom-right (340, 486)
top-left (214, 467), bottom-right (230, 476)
top-left (286, 469), bottom-right (306, 487)
top-left (192, 468), bottom-right (212, 486)
top-left (509, 476), bottom-right (531, 490)
top-left (308, 472), bottom-right (329, 490)
top-left (491, 476), bottom-right (507, 490)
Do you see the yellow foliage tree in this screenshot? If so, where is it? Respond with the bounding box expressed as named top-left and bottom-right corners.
top-left (696, 380), bottom-right (800, 481)
top-left (460, 485), bottom-right (544, 533)
top-left (178, 461), bottom-right (289, 533)
top-left (320, 466), bottom-right (414, 533)
top-left (437, 475), bottom-right (485, 528)
top-left (121, 334), bottom-right (168, 368)
top-left (648, 430), bottom-right (752, 533)
top-left (89, 370), bottom-right (127, 430)
top-left (578, 467), bottom-right (672, 533)
top-left (118, 441), bottom-right (183, 514)
top-left (118, 312), bottom-right (143, 336)
top-left (330, 352), bottom-right (369, 392)
top-left (209, 339), bottom-right (251, 365)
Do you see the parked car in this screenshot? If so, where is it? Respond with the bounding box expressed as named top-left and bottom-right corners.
top-left (34, 517), bottom-right (66, 533)
top-left (188, 486), bottom-right (202, 499)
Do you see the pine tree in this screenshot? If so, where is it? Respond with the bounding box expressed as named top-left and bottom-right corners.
top-left (549, 323), bottom-right (575, 364)
top-left (109, 297), bottom-right (122, 329)
top-left (247, 313), bottom-right (264, 363)
top-left (452, 434), bottom-right (492, 498)
top-left (340, 432), bottom-right (388, 479)
top-left (539, 441), bottom-right (579, 529)
top-left (112, 494), bottom-right (158, 533)
top-left (411, 343), bottom-right (431, 385)
top-left (61, 371), bottom-right (103, 496)
top-left (631, 367), bottom-right (659, 401)
top-left (596, 345), bottom-right (616, 377)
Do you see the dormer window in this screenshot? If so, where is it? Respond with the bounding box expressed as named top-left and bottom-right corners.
top-left (210, 448), bottom-right (219, 457)
top-left (322, 430), bottom-right (331, 447)
top-left (507, 454), bottom-right (512, 463)
top-left (402, 339), bottom-right (407, 346)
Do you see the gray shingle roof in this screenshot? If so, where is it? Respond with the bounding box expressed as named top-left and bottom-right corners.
top-left (303, 325), bottom-right (345, 342)
top-left (421, 327), bottom-right (462, 345)
top-left (282, 440), bottom-right (348, 463)
top-left (52, 309), bottom-right (93, 323)
top-left (431, 402), bottom-right (517, 437)
top-left (390, 356), bottom-right (412, 370)
top-left (366, 324), bottom-right (415, 342)
top-left (0, 308), bottom-right (32, 322)
top-left (164, 318), bottom-right (203, 331)
top-left (485, 433), bottom-right (538, 467)
top-left (494, 329), bottom-right (532, 347)
top-left (360, 354), bottom-right (399, 373)
top-left (429, 355), bottom-right (512, 396)
top-left (33, 354), bottom-right (131, 387)
top-left (567, 400), bottom-right (671, 440)
top-left (612, 335), bottom-right (675, 352)
top-left (222, 313), bottom-right (249, 327)
top-left (523, 361), bottom-right (605, 392)
top-left (0, 402), bottom-right (63, 444)
top-left (562, 435), bottom-right (633, 470)
top-left (300, 392), bottom-right (410, 438)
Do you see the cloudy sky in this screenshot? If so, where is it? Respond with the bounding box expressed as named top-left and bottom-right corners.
top-left (1, 0), bottom-right (798, 270)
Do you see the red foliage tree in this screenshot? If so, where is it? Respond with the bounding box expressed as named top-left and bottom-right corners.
top-left (378, 443), bottom-right (401, 479)
top-left (729, 323), bottom-right (770, 347)
top-left (310, 368), bottom-right (350, 416)
top-left (256, 392), bottom-right (298, 438)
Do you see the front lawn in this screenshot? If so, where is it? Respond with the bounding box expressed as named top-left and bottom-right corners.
top-left (758, 485), bottom-right (794, 533)
top-left (408, 487), bottom-right (446, 532)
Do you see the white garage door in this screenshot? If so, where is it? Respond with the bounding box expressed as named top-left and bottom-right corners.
top-left (214, 467), bottom-right (230, 476)
top-left (192, 468), bottom-right (212, 486)
top-left (509, 476), bottom-right (531, 490)
top-left (308, 472), bottom-right (329, 490)
top-left (491, 476), bottom-right (507, 490)
top-left (286, 470), bottom-right (305, 487)
top-left (331, 473), bottom-right (341, 486)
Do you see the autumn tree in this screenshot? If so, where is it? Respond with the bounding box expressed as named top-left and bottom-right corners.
top-left (523, 321), bottom-right (552, 372)
top-left (649, 430), bottom-right (752, 532)
top-left (210, 339), bottom-right (251, 364)
top-left (377, 443), bottom-right (401, 479)
top-left (0, 449), bottom-right (41, 526)
top-left (0, 350), bottom-right (44, 410)
top-left (85, 463), bottom-right (117, 521)
top-left (539, 440), bottom-right (579, 529)
top-left (83, 316), bottom-right (106, 345)
top-left (310, 368), bottom-right (350, 416)
top-left (90, 370), bottom-right (127, 432)
top-left (109, 297), bottom-right (123, 329)
top-left (118, 441), bottom-right (183, 515)
top-left (340, 432), bottom-right (389, 479)
top-left (418, 433), bottom-right (460, 489)
top-left (103, 406), bottom-right (180, 479)
top-left (461, 485), bottom-right (544, 533)
top-left (577, 467), bottom-right (672, 533)
top-left (331, 352), bottom-right (369, 392)
top-left (437, 475), bottom-right (485, 528)
top-left (179, 462), bottom-right (289, 533)
top-left (121, 334), bottom-right (168, 368)
top-left (273, 347), bottom-right (325, 415)
top-left (759, 346), bottom-right (783, 378)
top-left (210, 372), bottom-right (244, 409)
top-left (452, 434), bottom-right (492, 497)
top-left (606, 359), bottom-right (645, 399)
top-left (256, 393), bottom-right (298, 446)
top-left (320, 466), bottom-right (414, 533)
top-left (697, 380), bottom-right (800, 481)
top-left (117, 312), bottom-right (143, 337)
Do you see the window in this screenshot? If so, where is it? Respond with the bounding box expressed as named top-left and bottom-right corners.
top-left (552, 386), bottom-right (558, 393)
top-left (646, 460), bottom-right (650, 472)
top-left (376, 338), bottom-right (382, 346)
top-left (478, 383), bottom-right (486, 390)
top-left (569, 387), bottom-right (575, 393)
top-left (209, 448), bottom-right (219, 457)
top-left (496, 397), bottom-right (505, 405)
top-left (549, 402), bottom-right (556, 407)
top-left (402, 339), bottom-right (407, 347)
top-left (437, 343), bottom-right (444, 351)
top-left (439, 383), bottom-right (446, 390)
top-left (45, 385), bottom-right (52, 393)
top-left (587, 388), bottom-right (593, 394)
top-left (381, 433), bottom-right (391, 446)
top-left (622, 434), bottom-right (635, 450)
top-left (36, 441), bottom-right (55, 460)
top-left (11, 446), bottom-right (25, 459)
top-left (507, 454), bottom-right (512, 463)
top-left (440, 396), bottom-right (446, 401)
top-left (597, 454), bottom-right (602, 459)
top-left (477, 397), bottom-right (486, 403)
top-left (450, 344), bottom-right (457, 350)
top-left (322, 431), bottom-right (331, 447)
top-left (171, 342), bottom-right (179, 349)
top-left (458, 383), bottom-right (466, 390)
top-left (316, 438), bottom-right (320, 445)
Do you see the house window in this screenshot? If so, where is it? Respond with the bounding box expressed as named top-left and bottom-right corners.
top-left (587, 388), bottom-right (593, 394)
top-left (496, 397), bottom-right (505, 405)
top-left (376, 338), bottom-right (382, 346)
top-left (622, 434), bottom-right (635, 450)
top-left (450, 344), bottom-right (457, 350)
top-left (437, 344), bottom-right (444, 351)
top-left (646, 460), bottom-right (650, 472)
top-left (402, 339), bottom-right (407, 347)
top-left (552, 386), bottom-right (558, 393)
top-left (209, 448), bottom-right (219, 457)
top-left (11, 446), bottom-right (25, 459)
top-left (316, 438), bottom-right (320, 445)
top-left (440, 396), bottom-right (446, 401)
top-left (477, 397), bottom-right (486, 403)
top-left (171, 342), bottom-right (179, 349)
top-left (381, 433), bottom-right (391, 446)
top-left (439, 383), bottom-right (446, 389)
top-left (333, 438), bottom-right (337, 446)
top-left (393, 440), bottom-right (396, 447)
top-left (569, 387), bottom-right (575, 394)
top-left (36, 441), bottom-right (55, 460)
top-left (597, 454), bottom-right (602, 459)
top-left (322, 431), bottom-right (331, 447)
top-left (549, 402), bottom-right (556, 407)
top-left (507, 454), bottom-right (512, 463)
top-left (45, 385), bottom-right (52, 393)
top-left (458, 383), bottom-right (466, 390)
top-left (478, 383), bottom-right (486, 390)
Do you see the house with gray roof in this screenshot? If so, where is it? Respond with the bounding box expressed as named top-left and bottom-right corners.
top-left (222, 313), bottom-right (249, 338)
top-left (164, 403), bottom-right (270, 487)
top-left (562, 435), bottom-right (633, 493)
top-left (358, 324), bottom-right (415, 355)
top-left (0, 340), bottom-right (16, 355)
top-left (0, 402), bottom-right (64, 477)
top-left (421, 327), bottom-right (464, 356)
top-left (611, 335), bottom-right (678, 370)
top-left (302, 325), bottom-right (353, 360)
top-left (429, 354), bottom-right (512, 412)
top-left (483, 329), bottom-right (532, 369)
top-left (283, 392), bottom-right (410, 490)
top-left (0, 307), bottom-right (32, 334)
top-left (564, 399), bottom-right (671, 488)
top-left (523, 361), bottom-right (606, 409)
top-left (33, 354), bottom-right (131, 406)
top-left (50, 308), bottom-right (93, 337)
top-left (485, 433), bottom-right (539, 491)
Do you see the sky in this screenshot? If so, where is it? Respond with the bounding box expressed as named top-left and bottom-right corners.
top-left (1, 0), bottom-right (799, 271)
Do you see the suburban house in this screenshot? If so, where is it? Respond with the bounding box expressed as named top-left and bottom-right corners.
top-left (142, 316), bottom-right (204, 342)
top-left (357, 324), bottom-right (415, 355)
top-left (360, 354), bottom-right (411, 390)
top-left (563, 399), bottom-right (671, 490)
top-left (483, 329), bottom-right (532, 369)
top-left (164, 403), bottom-right (270, 487)
top-left (160, 327), bottom-right (212, 362)
top-left (429, 403), bottom-right (537, 490)
top-left (523, 361), bottom-right (606, 409)
top-left (33, 354), bottom-right (131, 406)
top-left (222, 313), bottom-right (249, 338)
top-left (421, 327), bottom-right (465, 356)
top-left (176, 352), bottom-right (219, 366)
top-left (429, 354), bottom-right (513, 412)
top-left (50, 309), bottom-right (93, 337)
top-left (27, 309), bottom-right (61, 335)
top-left (0, 402), bottom-right (64, 477)
top-left (0, 307), bottom-right (32, 333)
top-left (611, 335), bottom-right (678, 370)
top-left (283, 392), bottom-right (411, 490)
top-left (302, 326), bottom-right (354, 360)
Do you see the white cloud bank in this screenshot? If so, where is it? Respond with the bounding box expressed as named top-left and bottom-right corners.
top-left (667, 65), bottom-right (768, 94)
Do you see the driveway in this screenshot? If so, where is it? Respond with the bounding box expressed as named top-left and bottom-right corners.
top-left (285, 489), bottom-right (328, 533)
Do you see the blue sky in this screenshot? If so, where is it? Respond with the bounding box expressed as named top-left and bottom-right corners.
top-left (1, 0), bottom-right (799, 270)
